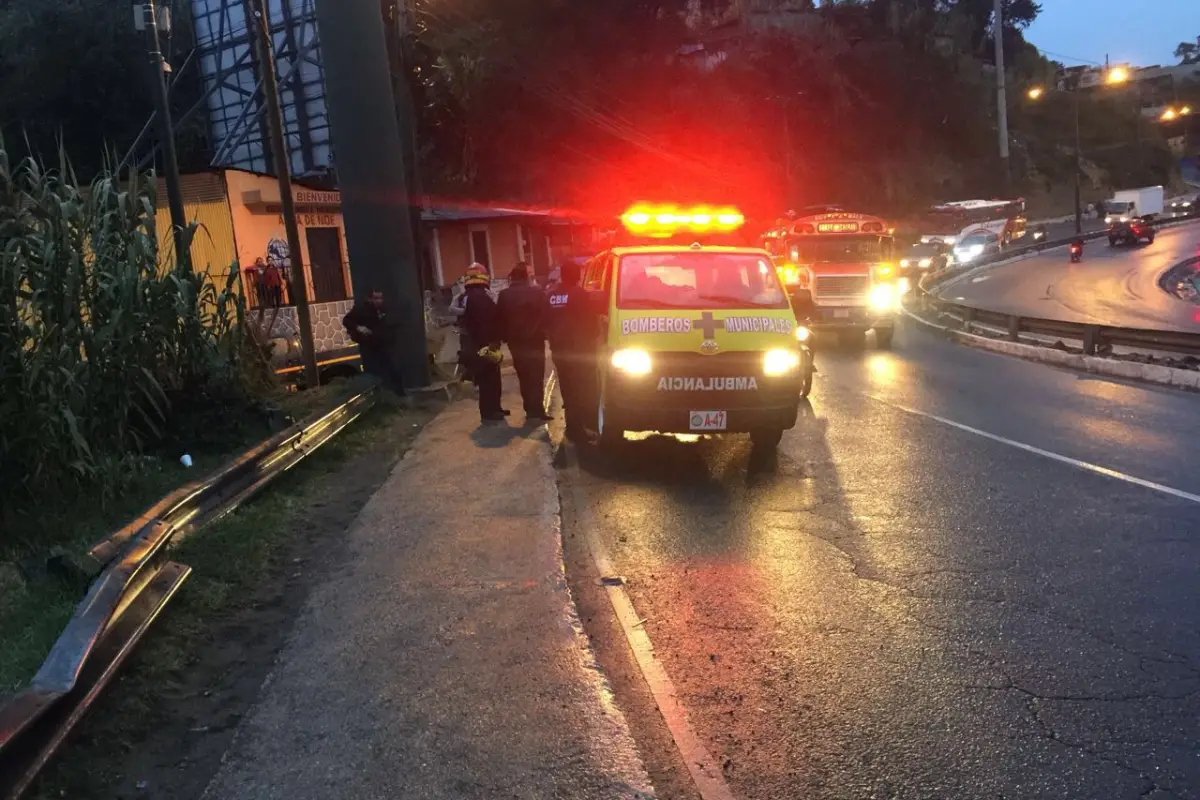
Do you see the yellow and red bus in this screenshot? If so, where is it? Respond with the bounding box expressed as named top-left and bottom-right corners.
top-left (761, 211), bottom-right (901, 349)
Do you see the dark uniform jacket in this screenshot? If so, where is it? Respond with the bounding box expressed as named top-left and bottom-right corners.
top-left (460, 286), bottom-right (502, 350)
top-left (497, 280), bottom-right (546, 348)
top-left (545, 283), bottom-right (597, 353)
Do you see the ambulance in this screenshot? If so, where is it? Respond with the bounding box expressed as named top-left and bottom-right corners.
top-left (585, 204), bottom-right (814, 451)
top-left (760, 210), bottom-right (901, 349)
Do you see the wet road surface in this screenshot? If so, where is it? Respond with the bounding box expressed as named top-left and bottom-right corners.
top-left (563, 323), bottom-right (1200, 799)
top-left (936, 220), bottom-right (1200, 331)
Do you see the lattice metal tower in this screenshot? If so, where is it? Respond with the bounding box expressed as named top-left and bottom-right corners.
top-left (190, 0), bottom-right (333, 180)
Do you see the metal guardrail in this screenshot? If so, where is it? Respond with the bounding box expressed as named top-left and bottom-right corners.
top-left (915, 213), bottom-right (1200, 357)
top-left (0, 388), bottom-right (378, 800)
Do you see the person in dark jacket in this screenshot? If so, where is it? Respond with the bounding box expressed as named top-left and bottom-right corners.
top-left (545, 260), bottom-right (599, 442)
top-left (498, 262), bottom-right (552, 421)
top-left (342, 290), bottom-right (404, 395)
top-left (459, 265), bottom-right (506, 422)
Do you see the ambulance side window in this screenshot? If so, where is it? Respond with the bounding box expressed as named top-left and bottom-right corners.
top-left (583, 254), bottom-right (610, 292)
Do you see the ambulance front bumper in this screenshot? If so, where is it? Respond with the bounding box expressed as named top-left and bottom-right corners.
top-left (603, 350), bottom-right (809, 434)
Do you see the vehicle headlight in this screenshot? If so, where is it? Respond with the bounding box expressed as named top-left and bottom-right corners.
top-left (763, 348), bottom-right (801, 376)
top-left (1184, 202), bottom-right (1193, 207)
top-left (795, 325), bottom-right (811, 343)
top-left (868, 283), bottom-right (897, 311)
top-left (942, 236), bottom-right (956, 245)
top-left (918, 258), bottom-right (932, 268)
top-left (611, 348), bottom-right (652, 375)
top-left (900, 258), bottom-right (911, 268)
top-left (1119, 216), bottom-right (1129, 223)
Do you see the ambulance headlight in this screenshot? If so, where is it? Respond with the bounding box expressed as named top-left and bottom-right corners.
top-left (868, 283), bottom-right (898, 312)
top-left (794, 325), bottom-right (811, 343)
top-left (763, 348), bottom-right (801, 376)
top-left (611, 348), bottom-right (652, 376)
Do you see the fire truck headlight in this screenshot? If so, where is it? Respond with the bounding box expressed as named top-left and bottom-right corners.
top-left (794, 325), bottom-right (811, 343)
top-left (763, 348), bottom-right (801, 376)
top-left (868, 283), bottom-right (898, 312)
top-left (611, 348), bottom-right (652, 376)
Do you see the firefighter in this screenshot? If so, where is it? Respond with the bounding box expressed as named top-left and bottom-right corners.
top-left (498, 262), bottom-right (552, 422)
top-left (545, 259), bottom-right (598, 442)
top-left (459, 265), bottom-right (507, 422)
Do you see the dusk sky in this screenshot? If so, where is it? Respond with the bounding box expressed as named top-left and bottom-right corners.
top-left (1025, 0), bottom-right (1197, 68)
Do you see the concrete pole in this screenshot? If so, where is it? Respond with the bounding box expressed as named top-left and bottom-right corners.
top-left (314, 0), bottom-right (430, 388)
top-left (993, 0), bottom-right (1011, 191)
top-left (250, 0), bottom-right (319, 387)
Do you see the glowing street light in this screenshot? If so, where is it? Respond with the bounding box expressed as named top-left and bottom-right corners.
top-left (1106, 66), bottom-right (1130, 84)
top-left (1027, 87), bottom-right (1045, 100)
top-left (1162, 108), bottom-right (1179, 121)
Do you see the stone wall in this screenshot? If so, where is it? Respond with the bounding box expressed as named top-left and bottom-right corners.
top-left (253, 299), bottom-right (354, 354)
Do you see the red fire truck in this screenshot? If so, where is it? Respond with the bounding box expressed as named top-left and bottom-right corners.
top-left (760, 211), bottom-right (901, 349)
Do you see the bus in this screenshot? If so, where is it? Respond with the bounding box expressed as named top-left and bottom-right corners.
top-left (918, 199), bottom-right (1027, 247)
top-left (761, 211), bottom-right (901, 349)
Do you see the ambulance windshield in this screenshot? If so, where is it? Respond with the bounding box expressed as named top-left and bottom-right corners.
top-left (617, 252), bottom-right (788, 310)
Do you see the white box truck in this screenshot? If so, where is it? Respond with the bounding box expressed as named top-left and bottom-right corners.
top-left (1103, 186), bottom-right (1164, 223)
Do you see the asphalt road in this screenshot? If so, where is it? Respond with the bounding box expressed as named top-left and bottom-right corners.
top-left (935, 219), bottom-right (1200, 331)
top-left (564, 322), bottom-right (1200, 799)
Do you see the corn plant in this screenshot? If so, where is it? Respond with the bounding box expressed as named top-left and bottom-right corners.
top-left (0, 144), bottom-right (266, 542)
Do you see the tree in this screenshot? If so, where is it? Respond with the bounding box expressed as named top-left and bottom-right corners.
top-left (1176, 39), bottom-right (1200, 66)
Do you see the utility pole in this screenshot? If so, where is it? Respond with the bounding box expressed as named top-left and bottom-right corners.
top-left (993, 0), bottom-right (1011, 193)
top-left (315, 0), bottom-right (430, 388)
top-left (1073, 87), bottom-right (1083, 235)
top-left (140, 1), bottom-right (190, 271)
top-left (250, 0), bottom-right (319, 387)
top-left (387, 0), bottom-right (428, 290)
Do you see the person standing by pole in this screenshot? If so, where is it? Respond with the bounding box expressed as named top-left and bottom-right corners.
top-left (342, 290), bottom-right (405, 395)
top-left (498, 262), bottom-right (552, 423)
top-left (545, 259), bottom-right (598, 443)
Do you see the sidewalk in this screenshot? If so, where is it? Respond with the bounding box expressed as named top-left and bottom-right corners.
top-left (202, 375), bottom-right (654, 799)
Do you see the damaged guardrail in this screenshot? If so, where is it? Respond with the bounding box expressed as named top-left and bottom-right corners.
top-left (0, 388), bottom-right (378, 800)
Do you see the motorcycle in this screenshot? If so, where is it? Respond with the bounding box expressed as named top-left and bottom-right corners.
top-left (1068, 240), bottom-right (1083, 263)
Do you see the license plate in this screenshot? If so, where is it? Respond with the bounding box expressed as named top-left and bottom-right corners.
top-left (833, 309), bottom-right (850, 319)
top-left (689, 411), bottom-right (727, 431)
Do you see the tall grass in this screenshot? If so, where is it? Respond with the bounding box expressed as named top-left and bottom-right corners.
top-left (0, 146), bottom-right (268, 546)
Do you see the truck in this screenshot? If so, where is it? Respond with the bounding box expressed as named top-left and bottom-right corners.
top-left (1103, 186), bottom-right (1164, 224)
top-left (760, 211), bottom-right (901, 349)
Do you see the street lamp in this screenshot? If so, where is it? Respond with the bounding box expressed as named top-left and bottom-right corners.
top-left (1026, 67), bottom-right (1130, 235)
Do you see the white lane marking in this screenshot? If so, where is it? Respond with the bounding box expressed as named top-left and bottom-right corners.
top-left (868, 394), bottom-right (1200, 506)
top-left (562, 447), bottom-right (738, 800)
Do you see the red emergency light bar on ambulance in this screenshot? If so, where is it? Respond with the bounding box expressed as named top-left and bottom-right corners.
top-left (760, 211), bottom-right (900, 350)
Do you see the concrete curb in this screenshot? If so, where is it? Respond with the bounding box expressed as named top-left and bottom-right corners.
top-left (903, 307), bottom-right (1200, 391)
